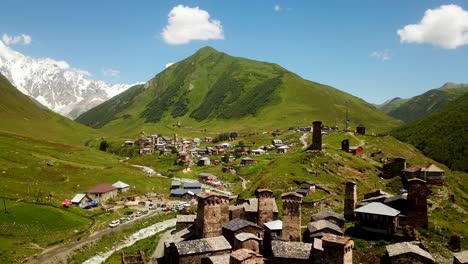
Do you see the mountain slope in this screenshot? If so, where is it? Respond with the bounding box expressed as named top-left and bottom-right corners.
top-left (381, 83), bottom-right (468, 122)
top-left (77, 47), bottom-right (401, 135)
top-left (0, 40), bottom-right (132, 118)
top-left (392, 92), bottom-right (468, 171)
top-left (0, 73), bottom-right (97, 144)
top-left (377, 97), bottom-right (409, 113)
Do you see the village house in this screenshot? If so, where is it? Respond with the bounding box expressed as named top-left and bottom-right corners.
top-left (222, 218), bottom-right (264, 246)
top-left (233, 233), bottom-right (262, 253)
top-left (277, 145), bottom-right (290, 154)
top-left (198, 157), bottom-right (212, 166)
top-left (176, 214), bottom-right (197, 232)
top-left (383, 242), bottom-right (434, 264)
top-left (166, 236), bottom-right (232, 264)
top-left (349, 146), bottom-right (363, 156)
top-left (382, 157), bottom-right (406, 179)
top-left (70, 193), bottom-right (91, 207)
top-left (305, 220), bottom-right (343, 241)
top-left (270, 240), bottom-right (312, 264)
top-left (251, 148), bottom-right (266, 155)
top-left (311, 211), bottom-right (345, 228)
top-left (271, 139), bottom-right (283, 147)
top-left (354, 202), bottom-right (400, 237)
top-left (230, 248), bottom-right (264, 264)
top-left (263, 220), bottom-right (282, 241)
top-left (112, 181), bottom-right (130, 193)
top-left (240, 157), bottom-right (256, 166)
top-left (403, 164), bottom-right (445, 185)
top-left (199, 173), bottom-right (217, 181)
top-left (321, 233), bottom-right (354, 264)
top-left (177, 152), bottom-right (194, 166)
top-left (201, 255), bottom-right (229, 264)
top-left (171, 181), bottom-right (182, 190)
top-left (87, 183), bottom-right (118, 202)
top-left (355, 125), bottom-right (366, 135)
top-left (296, 181), bottom-right (316, 196)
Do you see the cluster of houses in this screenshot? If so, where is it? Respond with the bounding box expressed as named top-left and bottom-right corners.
top-left (382, 157), bottom-right (446, 185)
top-left (162, 189), bottom-right (354, 264)
top-left (65, 181), bottom-right (130, 208)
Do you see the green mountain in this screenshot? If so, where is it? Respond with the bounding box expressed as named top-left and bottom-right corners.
top-left (380, 83), bottom-right (468, 122)
top-left (0, 74), bottom-right (98, 144)
top-left (77, 47), bottom-right (401, 135)
top-left (392, 91), bottom-right (468, 171)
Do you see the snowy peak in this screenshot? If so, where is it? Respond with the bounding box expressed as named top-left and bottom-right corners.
top-left (0, 40), bottom-right (133, 118)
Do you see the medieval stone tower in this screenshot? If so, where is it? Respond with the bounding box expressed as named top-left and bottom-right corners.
top-left (407, 178), bottom-right (428, 228)
top-left (311, 121), bottom-right (322, 151)
top-left (341, 139), bottom-right (350, 152)
top-left (321, 234), bottom-right (354, 264)
top-left (281, 192), bottom-right (302, 242)
top-left (344, 182), bottom-right (357, 220)
top-left (256, 188), bottom-right (275, 226)
top-left (195, 192), bottom-right (230, 238)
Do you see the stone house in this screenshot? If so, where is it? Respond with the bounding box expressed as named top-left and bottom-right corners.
top-left (384, 242), bottom-right (434, 264)
top-left (195, 192), bottom-right (230, 238)
top-left (270, 240), bottom-right (312, 264)
top-left (354, 202), bottom-right (400, 237)
top-left (296, 181), bottom-right (316, 196)
top-left (240, 157), bottom-right (256, 166)
top-left (305, 220), bottom-right (343, 241)
top-left (176, 214), bottom-right (197, 232)
top-left (382, 157), bottom-right (406, 179)
top-left (112, 181), bottom-right (129, 193)
top-left (311, 211), bottom-right (345, 228)
top-left (321, 234), bottom-right (353, 264)
top-left (199, 173), bottom-right (217, 181)
top-left (166, 236), bottom-right (232, 264)
top-left (355, 125), bottom-right (366, 135)
top-left (421, 164), bottom-right (445, 185)
top-left (233, 233), bottom-right (262, 253)
top-left (222, 218), bottom-right (264, 246)
top-left (453, 250), bottom-right (468, 264)
top-left (230, 249), bottom-right (264, 264)
top-left (87, 183), bottom-right (118, 202)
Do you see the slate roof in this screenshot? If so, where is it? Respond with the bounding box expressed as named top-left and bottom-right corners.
top-left (311, 211), bottom-right (345, 222)
top-left (263, 220), bottom-right (282, 231)
top-left (384, 193), bottom-right (408, 204)
top-left (112, 181), bottom-right (129, 189)
top-left (321, 233), bottom-right (352, 245)
top-left (403, 165), bottom-right (422, 173)
top-left (281, 192), bottom-right (303, 199)
top-left (199, 172), bottom-right (214, 178)
top-left (176, 214), bottom-right (196, 223)
top-left (453, 250), bottom-right (468, 263)
top-left (87, 183), bottom-right (115, 194)
top-left (205, 254), bottom-right (230, 264)
top-left (386, 242), bottom-right (434, 262)
top-left (235, 232), bottom-right (262, 242)
top-left (170, 188), bottom-right (201, 197)
top-left (174, 236), bottom-right (231, 256)
top-left (307, 220), bottom-right (343, 235)
top-left (184, 182), bottom-right (202, 189)
top-left (171, 180), bottom-right (181, 186)
top-left (421, 164), bottom-right (444, 172)
top-left (354, 202), bottom-right (400, 217)
top-left (230, 248), bottom-right (262, 261)
top-left (271, 240), bottom-right (312, 259)
top-left (223, 218), bottom-right (261, 232)
top-left (243, 198), bottom-right (279, 213)
top-left (297, 188), bottom-right (309, 195)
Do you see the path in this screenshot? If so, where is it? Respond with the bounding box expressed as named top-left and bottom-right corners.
top-left (29, 210), bottom-right (167, 264)
top-left (300, 132), bottom-right (309, 149)
top-left (149, 228), bottom-right (175, 263)
top-left (131, 165), bottom-right (167, 178)
top-left (238, 175), bottom-right (248, 191)
top-left (82, 218), bottom-right (176, 264)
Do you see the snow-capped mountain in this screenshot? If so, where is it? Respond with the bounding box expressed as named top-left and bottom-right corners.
top-left (0, 40), bottom-right (133, 118)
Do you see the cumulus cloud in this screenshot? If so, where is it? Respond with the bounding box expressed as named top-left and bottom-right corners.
top-left (2, 33), bottom-right (32, 46)
top-left (102, 68), bottom-right (120, 78)
top-left (165, 62), bottom-right (175, 68)
top-left (370, 50), bottom-right (391, 61)
top-left (274, 5), bottom-right (281, 12)
top-left (397, 4), bottom-right (468, 49)
top-left (161, 5), bottom-right (224, 45)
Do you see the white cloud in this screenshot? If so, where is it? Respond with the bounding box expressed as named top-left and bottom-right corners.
top-left (102, 68), bottom-right (120, 78)
top-left (397, 4), bottom-right (468, 49)
top-left (274, 5), bottom-right (281, 12)
top-left (370, 50), bottom-right (391, 61)
top-left (165, 62), bottom-right (175, 68)
top-left (161, 5), bottom-right (224, 45)
top-left (2, 33), bottom-right (32, 46)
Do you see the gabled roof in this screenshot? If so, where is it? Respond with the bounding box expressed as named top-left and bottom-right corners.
top-left (71, 193), bottom-right (88, 203)
top-left (87, 183), bottom-right (115, 194)
top-left (386, 242), bottom-right (434, 262)
top-left (384, 193), bottom-right (408, 204)
top-left (242, 198), bottom-right (279, 213)
top-left (421, 164), bottom-right (444, 172)
top-left (184, 182), bottom-right (202, 189)
top-left (453, 250), bottom-right (468, 263)
top-left (311, 211), bottom-right (345, 222)
top-left (223, 218), bottom-right (262, 232)
top-left (230, 248), bottom-right (262, 261)
top-left (354, 202), bottom-right (400, 217)
top-left (205, 255), bottom-right (230, 264)
top-left (199, 172), bottom-right (214, 178)
top-left (307, 220), bottom-right (342, 235)
top-left (174, 236), bottom-right (231, 256)
top-left (321, 233), bottom-right (352, 245)
top-left (112, 181), bottom-right (129, 189)
top-left (271, 240), bottom-right (311, 259)
top-left (263, 220), bottom-right (282, 231)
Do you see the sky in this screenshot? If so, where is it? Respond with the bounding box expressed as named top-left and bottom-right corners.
top-left (1, 0), bottom-right (468, 104)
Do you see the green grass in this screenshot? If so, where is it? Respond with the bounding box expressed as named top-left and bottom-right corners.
top-left (76, 47), bottom-right (402, 137)
top-left (0, 200), bottom-right (92, 263)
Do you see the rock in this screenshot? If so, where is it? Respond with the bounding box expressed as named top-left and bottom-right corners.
top-left (47, 161), bottom-right (54, 167)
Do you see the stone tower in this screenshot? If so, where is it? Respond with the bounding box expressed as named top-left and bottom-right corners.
top-left (344, 182), bottom-right (357, 220)
top-left (341, 139), bottom-right (350, 152)
top-left (173, 133), bottom-right (178, 145)
top-left (311, 121), bottom-right (322, 151)
top-left (407, 178), bottom-right (428, 228)
top-left (321, 234), bottom-right (353, 264)
top-left (281, 192), bottom-right (303, 242)
top-left (256, 188), bottom-right (275, 226)
top-left (195, 192), bottom-right (230, 238)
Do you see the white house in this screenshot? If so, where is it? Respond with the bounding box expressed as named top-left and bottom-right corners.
top-left (112, 181), bottom-right (130, 193)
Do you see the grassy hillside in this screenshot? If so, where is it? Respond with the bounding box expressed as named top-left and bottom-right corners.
top-left (392, 92), bottom-right (468, 171)
top-left (0, 74), bottom-right (99, 144)
top-left (77, 47), bottom-right (401, 136)
top-left (377, 97), bottom-right (409, 113)
top-left (385, 84), bottom-right (468, 122)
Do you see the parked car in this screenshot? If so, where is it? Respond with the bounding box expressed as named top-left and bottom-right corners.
top-left (124, 211), bottom-right (134, 216)
top-left (135, 212), bottom-right (141, 217)
top-left (109, 220), bottom-right (120, 228)
top-left (141, 209), bottom-right (148, 215)
top-left (119, 217), bottom-right (127, 223)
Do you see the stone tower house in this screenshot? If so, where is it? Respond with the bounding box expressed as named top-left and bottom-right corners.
top-left (256, 188), bottom-right (275, 226)
top-left (281, 192), bottom-right (303, 242)
top-left (341, 139), bottom-right (350, 152)
top-left (321, 233), bottom-right (353, 264)
top-left (407, 178), bottom-right (428, 228)
top-left (195, 192), bottom-right (230, 238)
top-left (311, 121), bottom-right (322, 151)
top-left (344, 182), bottom-right (357, 220)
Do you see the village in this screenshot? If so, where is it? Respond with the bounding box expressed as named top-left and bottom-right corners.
top-left (54, 121), bottom-right (467, 264)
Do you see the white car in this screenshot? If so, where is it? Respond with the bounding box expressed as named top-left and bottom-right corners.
top-left (109, 220), bottom-right (120, 228)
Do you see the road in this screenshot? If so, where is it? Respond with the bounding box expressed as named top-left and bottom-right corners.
top-left (28, 210), bottom-right (169, 264)
top-left (173, 177), bottom-right (232, 196)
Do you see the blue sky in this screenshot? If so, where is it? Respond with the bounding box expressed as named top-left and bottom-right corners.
top-left (1, 0), bottom-right (468, 103)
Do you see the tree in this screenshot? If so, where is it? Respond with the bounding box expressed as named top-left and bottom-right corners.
top-left (99, 140), bottom-right (110, 151)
